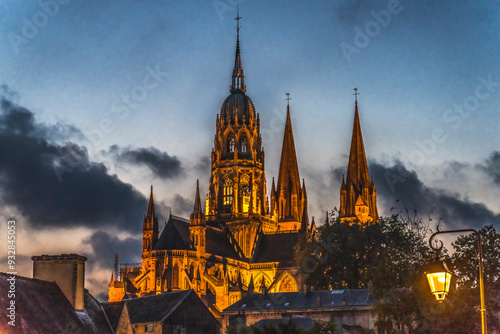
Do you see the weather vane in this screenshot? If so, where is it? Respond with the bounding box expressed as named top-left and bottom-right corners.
top-left (285, 92), bottom-right (291, 106)
top-left (353, 87), bottom-right (359, 103)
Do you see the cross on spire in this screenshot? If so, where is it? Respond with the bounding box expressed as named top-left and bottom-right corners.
top-left (353, 87), bottom-right (359, 103)
top-left (235, 3), bottom-right (242, 34)
top-left (285, 92), bottom-right (292, 107)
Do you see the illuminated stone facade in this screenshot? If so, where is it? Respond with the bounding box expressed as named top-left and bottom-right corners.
top-left (109, 22), bottom-right (311, 316)
top-left (108, 15), bottom-right (379, 316)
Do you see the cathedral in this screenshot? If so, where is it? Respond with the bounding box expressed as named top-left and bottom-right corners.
top-left (109, 12), bottom-right (378, 315)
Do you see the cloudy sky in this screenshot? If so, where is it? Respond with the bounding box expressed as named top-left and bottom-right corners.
top-left (1, 0), bottom-right (499, 300)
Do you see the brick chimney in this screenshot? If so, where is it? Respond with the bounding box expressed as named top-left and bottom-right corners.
top-left (32, 254), bottom-right (87, 311)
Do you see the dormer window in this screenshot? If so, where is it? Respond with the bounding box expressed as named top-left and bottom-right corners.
top-left (229, 138), bottom-right (235, 153)
top-left (241, 138), bottom-right (247, 153)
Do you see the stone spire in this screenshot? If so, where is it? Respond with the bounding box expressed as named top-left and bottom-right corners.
top-left (146, 185), bottom-right (155, 218)
top-left (346, 101), bottom-right (370, 189)
top-left (190, 180), bottom-right (205, 225)
top-left (276, 95), bottom-right (301, 222)
top-left (299, 179), bottom-right (309, 234)
top-left (339, 89), bottom-right (378, 222)
top-left (230, 4), bottom-right (245, 93)
top-left (142, 186), bottom-right (159, 252)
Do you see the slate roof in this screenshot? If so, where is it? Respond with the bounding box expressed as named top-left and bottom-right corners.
top-left (206, 226), bottom-right (241, 259)
top-left (253, 317), bottom-right (315, 329)
top-left (223, 289), bottom-right (372, 313)
top-left (154, 215), bottom-right (301, 264)
top-left (124, 290), bottom-right (191, 324)
top-left (154, 216), bottom-right (193, 251)
top-left (101, 301), bottom-right (125, 332)
top-left (80, 290), bottom-right (113, 333)
top-left (0, 273), bottom-right (111, 334)
top-left (252, 232), bottom-right (300, 263)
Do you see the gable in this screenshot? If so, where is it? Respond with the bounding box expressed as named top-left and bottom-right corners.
top-left (154, 216), bottom-right (193, 251)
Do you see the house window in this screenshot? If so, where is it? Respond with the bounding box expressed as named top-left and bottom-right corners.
top-left (241, 138), bottom-right (247, 153)
top-left (229, 138), bottom-right (235, 152)
top-left (223, 178), bottom-right (234, 205)
top-left (145, 324), bottom-right (155, 332)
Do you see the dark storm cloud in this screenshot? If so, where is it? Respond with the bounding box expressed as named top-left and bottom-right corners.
top-left (194, 156), bottom-right (211, 174)
top-left (477, 151), bottom-right (500, 185)
top-left (109, 145), bottom-right (182, 179)
top-left (330, 166), bottom-right (344, 184)
top-left (0, 87), bottom-right (147, 231)
top-left (171, 194), bottom-right (193, 217)
top-left (369, 161), bottom-right (500, 229)
top-left (83, 230), bottom-right (141, 271)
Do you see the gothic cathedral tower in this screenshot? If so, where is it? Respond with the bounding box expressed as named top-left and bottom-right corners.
top-left (339, 90), bottom-right (378, 223)
top-left (204, 14), bottom-right (269, 259)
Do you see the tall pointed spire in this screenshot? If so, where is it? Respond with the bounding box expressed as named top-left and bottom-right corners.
top-left (143, 185), bottom-right (158, 252)
top-left (190, 180), bottom-right (205, 225)
top-left (346, 92), bottom-right (370, 188)
top-left (231, 3), bottom-right (245, 93)
top-left (300, 178), bottom-right (308, 234)
top-left (193, 180), bottom-right (202, 216)
top-left (339, 88), bottom-right (378, 223)
top-left (146, 185), bottom-right (155, 218)
top-left (276, 93), bottom-right (301, 223)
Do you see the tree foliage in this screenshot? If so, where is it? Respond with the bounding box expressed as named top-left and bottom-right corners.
top-left (295, 209), bottom-right (500, 333)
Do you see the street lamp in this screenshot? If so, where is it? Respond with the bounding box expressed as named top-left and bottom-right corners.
top-left (427, 229), bottom-right (487, 334)
top-left (424, 260), bottom-right (453, 302)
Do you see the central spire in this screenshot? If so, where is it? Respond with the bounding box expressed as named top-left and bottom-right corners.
top-left (231, 4), bottom-right (245, 93)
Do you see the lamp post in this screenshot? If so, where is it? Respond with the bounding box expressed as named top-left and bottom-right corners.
top-left (427, 229), bottom-right (487, 334)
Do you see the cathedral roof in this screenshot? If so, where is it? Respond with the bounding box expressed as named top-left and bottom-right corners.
top-left (220, 90), bottom-right (256, 124)
top-left (154, 216), bottom-right (193, 251)
top-left (252, 232), bottom-right (299, 263)
top-left (205, 226), bottom-right (242, 260)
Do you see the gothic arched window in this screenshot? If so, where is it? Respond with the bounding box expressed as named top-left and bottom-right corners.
top-left (241, 138), bottom-right (247, 153)
top-left (229, 138), bottom-right (235, 153)
top-left (172, 263), bottom-right (179, 289)
top-left (279, 275), bottom-right (297, 292)
top-left (223, 178), bottom-right (234, 205)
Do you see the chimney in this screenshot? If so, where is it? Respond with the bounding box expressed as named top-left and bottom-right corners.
top-left (32, 254), bottom-right (87, 311)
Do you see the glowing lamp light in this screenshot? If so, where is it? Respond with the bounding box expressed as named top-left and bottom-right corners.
top-left (425, 261), bottom-right (453, 302)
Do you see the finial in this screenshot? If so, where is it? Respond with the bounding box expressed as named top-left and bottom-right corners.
top-left (285, 92), bottom-right (292, 107)
top-left (235, 2), bottom-right (242, 34)
top-left (353, 87), bottom-right (359, 103)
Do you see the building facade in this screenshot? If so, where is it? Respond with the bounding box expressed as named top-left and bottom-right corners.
top-left (109, 13), bottom-right (379, 316)
top-left (109, 17), bottom-right (312, 316)
top-left (221, 289), bottom-right (375, 334)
